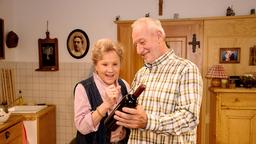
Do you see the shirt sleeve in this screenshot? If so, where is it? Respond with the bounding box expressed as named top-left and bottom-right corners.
top-left (145, 64), bottom-right (203, 135)
top-left (74, 83), bottom-right (100, 135)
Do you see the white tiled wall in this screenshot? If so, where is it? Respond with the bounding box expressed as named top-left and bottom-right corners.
top-left (2, 61), bottom-right (93, 144)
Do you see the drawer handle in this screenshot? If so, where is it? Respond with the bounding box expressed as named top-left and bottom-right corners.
top-left (5, 131), bottom-right (10, 139)
top-left (234, 98), bottom-right (240, 102)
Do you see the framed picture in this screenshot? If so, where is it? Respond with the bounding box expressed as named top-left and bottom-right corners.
top-left (36, 32), bottom-right (59, 71)
top-left (219, 47), bottom-right (240, 63)
top-left (0, 18), bottom-right (4, 59)
top-left (67, 29), bottom-right (90, 59)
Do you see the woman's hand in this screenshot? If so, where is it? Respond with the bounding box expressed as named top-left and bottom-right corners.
top-left (92, 85), bottom-right (121, 126)
top-left (110, 126), bottom-right (126, 143)
top-left (104, 84), bottom-right (121, 109)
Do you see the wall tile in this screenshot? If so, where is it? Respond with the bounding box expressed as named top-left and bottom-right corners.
top-left (1, 61), bottom-right (92, 144)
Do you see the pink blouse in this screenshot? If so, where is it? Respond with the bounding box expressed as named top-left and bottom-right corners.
top-left (74, 73), bottom-right (130, 135)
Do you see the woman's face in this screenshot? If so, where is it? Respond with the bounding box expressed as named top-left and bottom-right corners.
top-left (95, 51), bottom-right (121, 85)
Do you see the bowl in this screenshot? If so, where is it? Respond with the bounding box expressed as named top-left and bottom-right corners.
top-left (0, 109), bottom-right (11, 124)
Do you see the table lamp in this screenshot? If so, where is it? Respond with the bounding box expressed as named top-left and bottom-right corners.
top-left (206, 65), bottom-right (228, 87)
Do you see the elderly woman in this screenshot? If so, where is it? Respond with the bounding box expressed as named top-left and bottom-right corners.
top-left (74, 39), bottom-right (130, 144)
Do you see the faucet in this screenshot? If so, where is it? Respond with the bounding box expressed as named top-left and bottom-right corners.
top-left (0, 96), bottom-right (24, 113)
top-left (9, 96), bottom-right (24, 107)
top-left (0, 101), bottom-right (9, 113)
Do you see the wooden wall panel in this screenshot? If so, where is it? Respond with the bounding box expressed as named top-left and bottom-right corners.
top-left (204, 16), bottom-right (256, 76)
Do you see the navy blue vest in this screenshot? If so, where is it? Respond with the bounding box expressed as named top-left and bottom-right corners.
top-left (75, 76), bottom-right (128, 144)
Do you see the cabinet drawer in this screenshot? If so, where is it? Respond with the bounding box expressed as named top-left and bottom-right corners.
top-left (0, 122), bottom-right (23, 144)
top-left (221, 93), bottom-right (256, 108)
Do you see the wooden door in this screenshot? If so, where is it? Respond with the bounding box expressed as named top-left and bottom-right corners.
top-left (162, 20), bottom-right (204, 72)
top-left (116, 21), bottom-right (144, 85)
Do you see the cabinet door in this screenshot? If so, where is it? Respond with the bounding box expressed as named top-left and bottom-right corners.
top-left (220, 109), bottom-right (256, 144)
top-left (0, 122), bottom-right (23, 144)
top-left (38, 106), bottom-right (56, 144)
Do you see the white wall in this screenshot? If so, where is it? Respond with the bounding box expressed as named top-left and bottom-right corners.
top-left (0, 0), bottom-right (255, 62)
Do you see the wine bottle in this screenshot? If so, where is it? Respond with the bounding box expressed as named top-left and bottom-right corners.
top-left (104, 84), bottom-right (146, 131)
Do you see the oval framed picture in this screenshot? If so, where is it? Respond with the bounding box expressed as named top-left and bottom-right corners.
top-left (67, 29), bottom-right (90, 59)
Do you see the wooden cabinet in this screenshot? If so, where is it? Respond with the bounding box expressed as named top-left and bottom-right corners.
top-left (0, 122), bottom-right (23, 144)
top-left (37, 105), bottom-right (56, 144)
top-left (204, 15), bottom-right (256, 144)
top-left (0, 115), bottom-right (24, 144)
top-left (13, 105), bottom-right (56, 144)
top-left (209, 88), bottom-right (256, 144)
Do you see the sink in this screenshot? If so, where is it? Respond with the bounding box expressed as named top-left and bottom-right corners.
top-left (0, 109), bottom-right (11, 123)
top-left (8, 105), bottom-right (47, 113)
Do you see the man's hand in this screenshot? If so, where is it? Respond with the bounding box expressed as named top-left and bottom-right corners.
top-left (114, 105), bottom-right (147, 129)
top-left (110, 126), bottom-right (126, 143)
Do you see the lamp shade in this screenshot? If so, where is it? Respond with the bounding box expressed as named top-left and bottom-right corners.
top-left (206, 65), bottom-right (228, 87)
top-left (206, 65), bottom-right (228, 79)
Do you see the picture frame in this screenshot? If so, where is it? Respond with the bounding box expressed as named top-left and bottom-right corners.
top-left (0, 18), bottom-right (4, 59)
top-left (67, 29), bottom-right (90, 59)
top-left (219, 47), bottom-right (240, 63)
top-left (36, 31), bottom-right (59, 71)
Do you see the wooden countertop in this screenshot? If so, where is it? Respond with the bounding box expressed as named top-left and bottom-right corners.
top-left (11, 105), bottom-right (56, 121)
top-left (209, 87), bottom-right (256, 93)
top-left (0, 105), bottom-right (55, 132)
top-left (0, 115), bottom-right (24, 132)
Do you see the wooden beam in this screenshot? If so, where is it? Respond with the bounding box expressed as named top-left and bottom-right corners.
top-left (159, 0), bottom-right (163, 16)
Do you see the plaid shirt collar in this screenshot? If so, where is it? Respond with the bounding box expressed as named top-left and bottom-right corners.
top-left (144, 49), bottom-right (174, 69)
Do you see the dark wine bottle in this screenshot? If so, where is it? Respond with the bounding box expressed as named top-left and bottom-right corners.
top-left (104, 84), bottom-right (146, 131)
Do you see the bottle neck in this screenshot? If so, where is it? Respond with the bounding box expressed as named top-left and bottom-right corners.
top-left (132, 84), bottom-right (146, 97)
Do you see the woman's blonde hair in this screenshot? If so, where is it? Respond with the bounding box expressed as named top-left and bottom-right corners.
top-left (91, 38), bottom-right (124, 65)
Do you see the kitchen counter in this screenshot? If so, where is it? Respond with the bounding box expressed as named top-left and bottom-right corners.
top-left (11, 105), bottom-right (56, 121)
top-left (11, 104), bottom-right (56, 144)
top-left (0, 105), bottom-right (55, 131)
top-left (0, 115), bottom-right (23, 132)
top-left (0, 115), bottom-right (24, 144)
top-left (0, 105), bottom-right (56, 144)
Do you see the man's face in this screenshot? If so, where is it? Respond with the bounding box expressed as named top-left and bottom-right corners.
top-left (73, 37), bottom-right (83, 52)
top-left (132, 26), bottom-right (161, 64)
